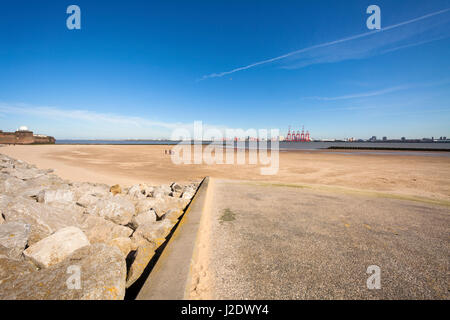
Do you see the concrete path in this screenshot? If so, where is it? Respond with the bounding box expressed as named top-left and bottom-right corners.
top-left (206, 179), bottom-right (449, 299)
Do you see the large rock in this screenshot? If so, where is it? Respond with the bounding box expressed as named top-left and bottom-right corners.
top-left (71, 182), bottom-right (111, 202)
top-left (135, 197), bottom-right (188, 218)
top-left (0, 222), bottom-right (30, 260)
top-left (107, 237), bottom-right (132, 257)
top-left (127, 184), bottom-right (147, 200)
top-left (134, 219), bottom-right (175, 247)
top-left (126, 242), bottom-right (156, 288)
top-left (152, 185), bottom-right (172, 199)
top-left (77, 215), bottom-right (133, 244)
top-left (24, 226), bottom-right (90, 268)
top-left (3, 198), bottom-right (85, 245)
top-left (0, 176), bottom-right (27, 195)
top-left (86, 195), bottom-right (135, 225)
top-left (38, 189), bottom-right (74, 204)
top-left (0, 254), bottom-right (36, 285)
top-left (0, 243), bottom-right (127, 300)
top-left (130, 210), bottom-right (157, 229)
top-left (181, 186), bottom-right (196, 200)
top-left (171, 182), bottom-right (183, 192)
top-left (2, 167), bottom-right (46, 181)
top-left (110, 184), bottom-right (122, 196)
top-left (161, 208), bottom-right (184, 224)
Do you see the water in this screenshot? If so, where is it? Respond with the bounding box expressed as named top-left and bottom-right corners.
top-left (57, 140), bottom-right (450, 151)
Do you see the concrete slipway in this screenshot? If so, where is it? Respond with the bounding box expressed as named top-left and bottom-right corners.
top-left (136, 177), bottom-right (449, 299)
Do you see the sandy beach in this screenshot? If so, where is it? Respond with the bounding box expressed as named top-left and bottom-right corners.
top-left (1, 144), bottom-right (449, 204)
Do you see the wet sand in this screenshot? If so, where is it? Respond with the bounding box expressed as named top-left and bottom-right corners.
top-left (1, 144), bottom-right (449, 203)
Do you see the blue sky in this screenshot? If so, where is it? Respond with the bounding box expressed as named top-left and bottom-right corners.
top-left (0, 0), bottom-right (449, 139)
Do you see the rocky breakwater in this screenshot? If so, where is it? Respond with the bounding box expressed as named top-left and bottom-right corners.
top-left (0, 153), bottom-right (199, 300)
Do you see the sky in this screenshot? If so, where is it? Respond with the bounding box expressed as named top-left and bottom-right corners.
top-left (0, 0), bottom-right (449, 140)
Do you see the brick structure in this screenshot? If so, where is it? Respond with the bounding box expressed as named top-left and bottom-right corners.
top-left (0, 129), bottom-right (55, 145)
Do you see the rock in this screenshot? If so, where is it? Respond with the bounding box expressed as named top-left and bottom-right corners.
top-left (127, 184), bottom-right (146, 200)
top-left (86, 195), bottom-right (135, 225)
top-left (0, 254), bottom-right (36, 285)
top-left (76, 193), bottom-right (99, 208)
top-left (130, 210), bottom-right (157, 229)
top-left (0, 243), bottom-right (127, 300)
top-left (2, 167), bottom-right (46, 181)
top-left (0, 176), bottom-right (27, 195)
top-left (126, 242), bottom-right (156, 288)
top-left (134, 219), bottom-right (175, 247)
top-left (24, 227), bottom-right (90, 268)
top-left (161, 209), bottom-right (184, 224)
top-left (140, 184), bottom-right (154, 197)
top-left (72, 182), bottom-right (111, 200)
top-left (152, 185), bottom-right (172, 198)
top-left (77, 215), bottom-right (133, 244)
top-left (0, 213), bottom-right (3, 224)
top-left (107, 237), bottom-right (132, 257)
top-left (110, 184), bottom-right (122, 195)
top-left (0, 222), bottom-right (30, 260)
top-left (169, 191), bottom-right (182, 198)
top-left (171, 182), bottom-right (183, 192)
top-left (3, 198), bottom-right (85, 245)
top-left (38, 189), bottom-right (74, 204)
top-left (181, 186), bottom-right (196, 200)
top-left (135, 197), bottom-right (190, 218)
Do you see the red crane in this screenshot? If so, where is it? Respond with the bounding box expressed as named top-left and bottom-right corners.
top-left (286, 126), bottom-right (292, 142)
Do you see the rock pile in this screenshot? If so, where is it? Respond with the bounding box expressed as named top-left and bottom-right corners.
top-left (0, 153), bottom-right (199, 300)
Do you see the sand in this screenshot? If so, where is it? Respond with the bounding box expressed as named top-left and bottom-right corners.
top-left (1, 144), bottom-right (449, 203)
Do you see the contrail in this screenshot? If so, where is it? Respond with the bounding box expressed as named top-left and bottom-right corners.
top-left (200, 8), bottom-right (450, 80)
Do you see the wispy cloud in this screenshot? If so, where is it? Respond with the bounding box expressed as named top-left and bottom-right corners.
top-left (307, 85), bottom-right (412, 101)
top-left (0, 103), bottom-right (183, 129)
top-left (304, 79), bottom-right (450, 101)
top-left (200, 8), bottom-right (450, 80)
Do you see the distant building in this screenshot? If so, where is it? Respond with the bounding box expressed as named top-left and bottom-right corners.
top-left (401, 137), bottom-right (406, 141)
top-left (369, 136), bottom-right (377, 141)
top-left (0, 127), bottom-right (55, 145)
top-left (382, 136), bottom-right (387, 141)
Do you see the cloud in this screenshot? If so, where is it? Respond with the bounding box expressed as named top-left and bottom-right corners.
top-left (0, 103), bottom-right (183, 129)
top-left (0, 102), bottom-right (267, 139)
top-left (200, 8), bottom-right (450, 80)
top-left (304, 79), bottom-right (450, 101)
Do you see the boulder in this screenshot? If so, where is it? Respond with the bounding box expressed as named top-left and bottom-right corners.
top-left (171, 182), bottom-right (183, 192)
top-left (2, 167), bottom-right (46, 181)
top-left (161, 209), bottom-right (184, 224)
top-left (24, 226), bottom-right (90, 268)
top-left (86, 195), bottom-right (135, 225)
top-left (181, 186), bottom-right (196, 200)
top-left (72, 182), bottom-right (111, 200)
top-left (0, 244), bottom-right (127, 300)
top-left (130, 210), bottom-right (157, 229)
top-left (3, 198), bottom-right (85, 245)
top-left (76, 193), bottom-right (100, 208)
top-left (0, 176), bottom-right (27, 195)
top-left (135, 197), bottom-right (187, 217)
top-left (110, 184), bottom-right (122, 195)
top-left (107, 237), bottom-right (132, 257)
top-left (77, 215), bottom-right (133, 244)
top-left (127, 184), bottom-right (146, 200)
top-left (0, 254), bottom-right (36, 285)
top-left (134, 219), bottom-right (175, 247)
top-left (152, 185), bottom-right (172, 198)
top-left (0, 222), bottom-right (30, 260)
top-left (38, 189), bottom-right (74, 204)
top-left (126, 242), bottom-right (156, 288)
